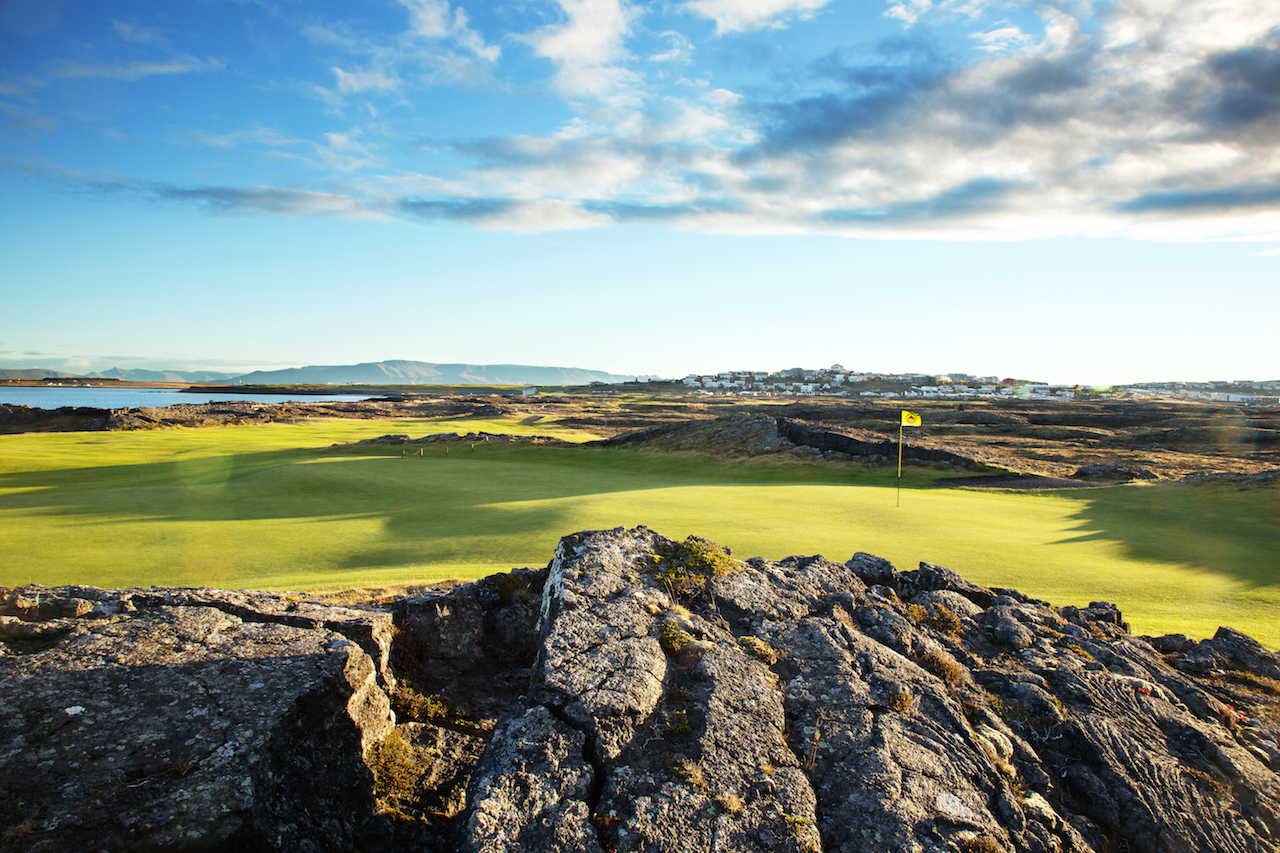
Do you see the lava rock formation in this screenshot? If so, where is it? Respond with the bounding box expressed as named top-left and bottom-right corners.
top-left (3, 527), bottom-right (1279, 852)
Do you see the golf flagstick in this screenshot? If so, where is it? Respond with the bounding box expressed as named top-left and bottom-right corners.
top-left (898, 410), bottom-right (921, 507)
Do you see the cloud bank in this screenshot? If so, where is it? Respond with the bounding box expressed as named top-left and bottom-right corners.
top-left (4, 0), bottom-right (1279, 241)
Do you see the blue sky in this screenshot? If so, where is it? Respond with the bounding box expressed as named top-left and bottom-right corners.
top-left (1, 0), bottom-right (1277, 384)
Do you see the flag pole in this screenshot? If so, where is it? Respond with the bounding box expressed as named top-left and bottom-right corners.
top-left (897, 420), bottom-right (903, 508)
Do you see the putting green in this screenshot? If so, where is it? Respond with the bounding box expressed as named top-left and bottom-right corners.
top-left (1, 419), bottom-right (1276, 647)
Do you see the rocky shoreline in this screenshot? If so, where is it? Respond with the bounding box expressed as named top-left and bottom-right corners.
top-left (3, 527), bottom-right (1279, 852)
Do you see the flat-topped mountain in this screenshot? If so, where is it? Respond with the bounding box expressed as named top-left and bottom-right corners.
top-left (3, 527), bottom-right (1278, 851)
top-left (228, 360), bottom-right (640, 386)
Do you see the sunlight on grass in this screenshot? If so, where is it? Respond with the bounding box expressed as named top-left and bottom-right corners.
top-left (1, 422), bottom-right (1276, 646)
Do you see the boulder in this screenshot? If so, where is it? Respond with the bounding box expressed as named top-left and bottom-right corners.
top-left (0, 587), bottom-right (394, 853)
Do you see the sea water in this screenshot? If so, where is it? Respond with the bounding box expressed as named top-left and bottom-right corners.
top-left (0, 387), bottom-right (377, 410)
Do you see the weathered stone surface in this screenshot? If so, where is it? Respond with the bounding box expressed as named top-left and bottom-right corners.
top-left (0, 586), bottom-right (394, 852)
top-left (459, 527), bottom-right (1280, 853)
top-left (5, 528), bottom-right (1280, 852)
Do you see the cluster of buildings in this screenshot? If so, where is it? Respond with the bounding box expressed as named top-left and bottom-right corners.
top-left (675, 367), bottom-right (1280, 406)
top-left (1122, 380), bottom-right (1280, 405)
top-left (679, 366), bottom-right (1075, 400)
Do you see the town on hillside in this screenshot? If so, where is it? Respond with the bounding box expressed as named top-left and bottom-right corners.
top-left (672, 366), bottom-right (1280, 406)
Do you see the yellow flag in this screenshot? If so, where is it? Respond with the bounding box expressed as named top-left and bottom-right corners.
top-left (901, 410), bottom-right (921, 427)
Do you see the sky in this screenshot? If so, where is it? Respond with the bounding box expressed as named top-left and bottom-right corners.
top-left (1, 0), bottom-right (1277, 385)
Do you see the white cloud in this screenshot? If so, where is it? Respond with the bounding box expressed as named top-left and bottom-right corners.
top-left (111, 20), bottom-right (168, 47)
top-left (397, 0), bottom-right (500, 61)
top-left (401, 0), bottom-right (451, 39)
top-left (685, 0), bottom-right (832, 33)
top-left (191, 123), bottom-right (382, 173)
top-left (332, 65), bottom-right (402, 94)
top-left (971, 25), bottom-right (1033, 53)
top-left (52, 55), bottom-right (223, 81)
top-left (534, 0), bottom-right (635, 67)
top-left (530, 0), bottom-right (640, 104)
top-left (1, 103), bottom-right (58, 137)
top-left (885, 0), bottom-right (933, 25)
top-left (649, 31), bottom-right (694, 64)
top-left (476, 199), bottom-right (615, 232)
top-left (302, 3), bottom-right (498, 110)
top-left (0, 79), bottom-right (38, 99)
top-left (194, 127), bottom-right (300, 149)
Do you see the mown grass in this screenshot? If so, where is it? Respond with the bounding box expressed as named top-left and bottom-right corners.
top-left (1, 418), bottom-right (1276, 646)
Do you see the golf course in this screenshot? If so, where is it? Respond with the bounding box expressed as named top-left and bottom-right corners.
top-left (1, 415), bottom-right (1277, 647)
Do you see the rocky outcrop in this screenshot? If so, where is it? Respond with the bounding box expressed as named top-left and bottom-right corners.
top-left (0, 586), bottom-right (396, 852)
top-left (4, 529), bottom-right (1280, 852)
top-left (0, 397), bottom-right (522, 435)
top-left (777, 418), bottom-right (984, 468)
top-left (349, 431), bottom-right (571, 447)
top-left (592, 413), bottom-right (993, 469)
top-left (1072, 463), bottom-right (1158, 481)
top-left (0, 404), bottom-right (110, 433)
top-left (589, 413), bottom-right (788, 455)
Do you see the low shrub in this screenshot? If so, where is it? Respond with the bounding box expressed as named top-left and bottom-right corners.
top-left (959, 836), bottom-right (1005, 853)
top-left (669, 756), bottom-right (706, 789)
top-left (647, 536), bottom-right (738, 600)
top-left (924, 603), bottom-right (965, 636)
top-left (888, 686), bottom-right (916, 715)
top-left (1065, 643), bottom-right (1095, 662)
top-left (369, 730), bottom-right (423, 803)
top-left (920, 648), bottom-right (968, 687)
top-left (659, 621), bottom-right (694, 656)
top-left (717, 793), bottom-right (744, 814)
top-left (907, 602), bottom-right (965, 636)
top-left (391, 686), bottom-right (451, 722)
top-left (739, 636), bottom-right (782, 665)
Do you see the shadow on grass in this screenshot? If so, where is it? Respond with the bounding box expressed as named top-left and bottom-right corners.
top-left (0, 443), bottom-right (927, 574)
top-left (1053, 482), bottom-right (1280, 588)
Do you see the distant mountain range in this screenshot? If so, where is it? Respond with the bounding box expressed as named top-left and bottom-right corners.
top-left (228, 360), bottom-right (644, 386)
top-left (0, 367), bottom-right (237, 382)
top-left (0, 369), bottom-right (79, 380)
top-left (88, 368), bottom-right (238, 383)
top-left (2, 360), bottom-right (648, 386)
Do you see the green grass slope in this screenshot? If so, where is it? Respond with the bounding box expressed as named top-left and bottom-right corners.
top-left (1, 419), bottom-right (1276, 647)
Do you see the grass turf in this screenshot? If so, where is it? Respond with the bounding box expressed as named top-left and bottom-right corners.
top-left (1, 418), bottom-right (1277, 647)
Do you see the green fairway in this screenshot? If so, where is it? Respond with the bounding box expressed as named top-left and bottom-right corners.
top-left (1, 419), bottom-right (1277, 647)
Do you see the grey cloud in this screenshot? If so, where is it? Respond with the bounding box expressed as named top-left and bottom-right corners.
top-left (760, 37), bottom-right (1096, 153)
top-left (395, 197), bottom-right (514, 221)
top-left (13, 167), bottom-right (376, 218)
top-left (581, 198), bottom-right (745, 221)
top-left (989, 54), bottom-right (1092, 108)
top-left (820, 177), bottom-right (1016, 224)
top-left (2, 109), bottom-right (58, 137)
top-left (150, 185), bottom-right (364, 216)
top-left (760, 40), bottom-right (949, 148)
top-left (1205, 36), bottom-right (1280, 130)
top-left (1115, 183), bottom-right (1280, 214)
top-left (451, 137), bottom-right (564, 166)
top-left (762, 85), bottom-right (927, 148)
